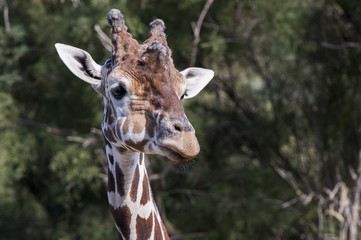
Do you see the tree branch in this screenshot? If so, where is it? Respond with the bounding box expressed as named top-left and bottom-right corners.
top-left (94, 24), bottom-right (112, 52)
top-left (18, 118), bottom-right (72, 136)
top-left (321, 41), bottom-right (361, 50)
top-left (271, 161), bottom-right (314, 205)
top-left (190, 0), bottom-right (214, 66)
top-left (0, 0), bottom-right (10, 32)
top-left (348, 150), bottom-right (361, 240)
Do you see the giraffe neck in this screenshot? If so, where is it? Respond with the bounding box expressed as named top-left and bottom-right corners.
top-left (105, 142), bottom-right (170, 240)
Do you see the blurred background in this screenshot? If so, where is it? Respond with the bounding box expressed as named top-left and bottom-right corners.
top-left (1, 0), bottom-right (361, 239)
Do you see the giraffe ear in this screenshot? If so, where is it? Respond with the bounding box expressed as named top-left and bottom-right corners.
top-left (55, 43), bottom-right (104, 94)
top-left (180, 67), bottom-right (214, 99)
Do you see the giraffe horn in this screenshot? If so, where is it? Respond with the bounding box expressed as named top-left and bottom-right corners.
top-left (140, 41), bottom-right (169, 71)
top-left (149, 19), bottom-right (166, 38)
top-left (140, 19), bottom-right (172, 71)
top-left (107, 9), bottom-right (126, 66)
top-left (107, 9), bottom-right (125, 34)
top-left (107, 9), bottom-right (140, 66)
top-left (144, 19), bottom-right (169, 47)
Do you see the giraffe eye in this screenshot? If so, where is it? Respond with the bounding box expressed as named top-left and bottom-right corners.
top-left (111, 85), bottom-right (126, 100)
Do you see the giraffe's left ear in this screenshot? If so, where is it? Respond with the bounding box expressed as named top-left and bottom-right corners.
top-left (55, 43), bottom-right (104, 95)
top-left (180, 67), bottom-right (214, 99)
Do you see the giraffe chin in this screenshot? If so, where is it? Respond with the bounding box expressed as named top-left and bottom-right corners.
top-left (159, 146), bottom-right (196, 163)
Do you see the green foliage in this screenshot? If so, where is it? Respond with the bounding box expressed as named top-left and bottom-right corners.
top-left (50, 144), bottom-right (103, 203)
top-left (0, 26), bottom-right (28, 90)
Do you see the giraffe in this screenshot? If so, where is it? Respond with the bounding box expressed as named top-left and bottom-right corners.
top-left (55, 9), bottom-right (214, 240)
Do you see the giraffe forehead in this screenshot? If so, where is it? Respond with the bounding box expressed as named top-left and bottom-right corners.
top-left (106, 66), bottom-right (186, 98)
top-left (142, 74), bottom-right (184, 98)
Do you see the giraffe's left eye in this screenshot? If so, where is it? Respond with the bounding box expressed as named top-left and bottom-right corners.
top-left (112, 85), bottom-right (126, 100)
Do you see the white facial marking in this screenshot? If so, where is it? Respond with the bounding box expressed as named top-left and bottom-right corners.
top-left (117, 118), bottom-right (125, 141)
top-left (156, 113), bottom-right (161, 125)
top-left (123, 122), bottom-right (146, 143)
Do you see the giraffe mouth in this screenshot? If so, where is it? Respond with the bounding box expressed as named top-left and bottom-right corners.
top-left (159, 146), bottom-right (194, 163)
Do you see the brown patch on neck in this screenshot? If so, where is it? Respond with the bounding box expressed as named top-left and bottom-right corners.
top-left (112, 205), bottom-right (132, 239)
top-left (148, 179), bottom-right (170, 239)
top-left (153, 216), bottom-right (163, 240)
top-left (140, 169), bottom-right (150, 205)
top-left (130, 165), bottom-right (140, 202)
top-left (161, 221), bottom-right (170, 240)
top-left (136, 212), bottom-right (153, 240)
top-left (115, 162), bottom-right (125, 196)
top-left (153, 215), bottom-right (170, 240)
top-left (107, 166), bottom-right (116, 193)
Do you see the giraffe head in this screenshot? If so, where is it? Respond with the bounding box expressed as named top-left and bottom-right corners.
top-left (55, 9), bottom-right (213, 164)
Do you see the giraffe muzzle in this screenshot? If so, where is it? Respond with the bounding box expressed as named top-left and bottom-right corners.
top-left (157, 122), bottom-right (200, 163)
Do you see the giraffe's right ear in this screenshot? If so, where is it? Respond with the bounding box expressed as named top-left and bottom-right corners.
top-left (55, 43), bottom-right (104, 95)
top-left (180, 67), bottom-right (214, 99)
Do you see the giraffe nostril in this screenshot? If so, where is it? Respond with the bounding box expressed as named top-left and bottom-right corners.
top-left (173, 124), bottom-right (182, 132)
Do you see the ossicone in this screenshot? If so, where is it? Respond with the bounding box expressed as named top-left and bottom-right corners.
top-left (149, 19), bottom-right (166, 38)
top-left (140, 41), bottom-right (169, 70)
top-left (106, 9), bottom-right (140, 66)
top-left (107, 9), bottom-right (125, 33)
